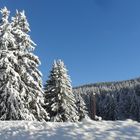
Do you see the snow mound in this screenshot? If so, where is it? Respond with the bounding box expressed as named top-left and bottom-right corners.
top-left (0, 119), bottom-right (140, 140)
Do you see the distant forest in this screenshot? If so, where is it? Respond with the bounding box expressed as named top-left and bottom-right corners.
top-left (73, 77), bottom-right (140, 122)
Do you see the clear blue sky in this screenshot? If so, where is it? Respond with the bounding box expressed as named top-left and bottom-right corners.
top-left (1, 0), bottom-right (140, 86)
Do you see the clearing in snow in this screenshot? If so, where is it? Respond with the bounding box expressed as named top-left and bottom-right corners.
top-left (0, 119), bottom-right (139, 140)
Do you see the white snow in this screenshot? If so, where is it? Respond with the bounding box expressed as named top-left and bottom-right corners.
top-left (0, 119), bottom-right (140, 140)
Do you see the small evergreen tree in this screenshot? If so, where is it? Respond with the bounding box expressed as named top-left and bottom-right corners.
top-left (44, 60), bottom-right (79, 122)
top-left (76, 93), bottom-right (88, 121)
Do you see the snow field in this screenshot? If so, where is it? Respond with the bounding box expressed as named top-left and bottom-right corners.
top-left (0, 119), bottom-right (139, 140)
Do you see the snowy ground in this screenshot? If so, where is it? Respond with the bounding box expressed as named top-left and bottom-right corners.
top-left (0, 119), bottom-right (139, 140)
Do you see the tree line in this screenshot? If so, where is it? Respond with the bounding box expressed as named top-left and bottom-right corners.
top-left (73, 78), bottom-right (140, 122)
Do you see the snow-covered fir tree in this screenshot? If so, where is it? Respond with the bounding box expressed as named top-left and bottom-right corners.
top-left (10, 9), bottom-right (49, 121)
top-left (0, 7), bottom-right (26, 120)
top-left (44, 60), bottom-right (79, 122)
top-left (0, 7), bottom-right (49, 121)
top-left (76, 93), bottom-right (88, 121)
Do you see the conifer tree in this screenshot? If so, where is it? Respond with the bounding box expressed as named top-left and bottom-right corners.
top-left (0, 7), bottom-right (49, 121)
top-left (11, 10), bottom-right (49, 121)
top-left (76, 93), bottom-right (88, 121)
top-left (0, 7), bottom-right (28, 120)
top-left (44, 60), bottom-right (79, 122)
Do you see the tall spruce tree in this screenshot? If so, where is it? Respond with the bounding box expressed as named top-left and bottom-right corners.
top-left (0, 7), bottom-right (49, 121)
top-left (11, 10), bottom-right (49, 121)
top-left (44, 60), bottom-right (79, 122)
top-left (0, 7), bottom-right (28, 120)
